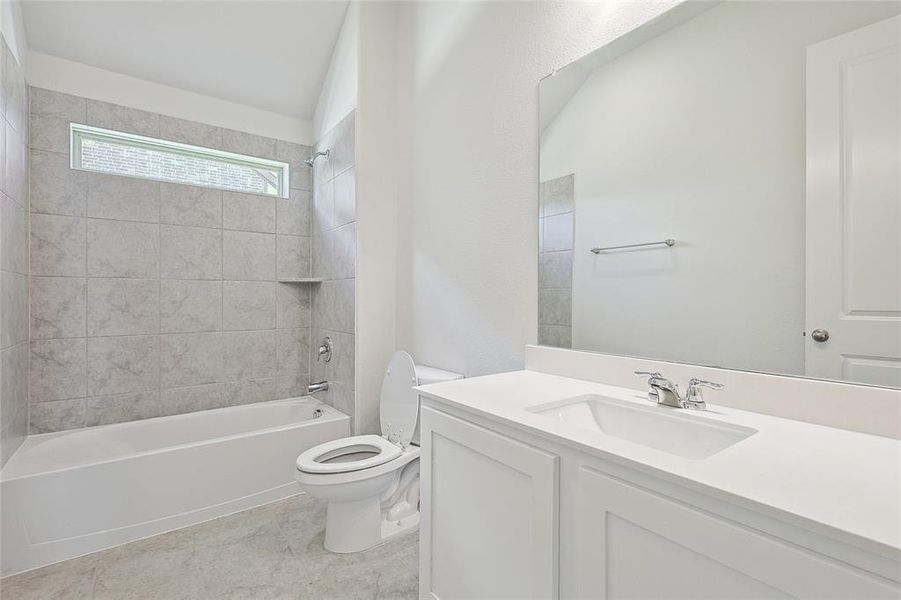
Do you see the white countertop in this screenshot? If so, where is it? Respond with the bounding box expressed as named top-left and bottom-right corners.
top-left (417, 370), bottom-right (901, 558)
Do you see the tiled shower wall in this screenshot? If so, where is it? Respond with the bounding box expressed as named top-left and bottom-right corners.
top-left (27, 87), bottom-right (316, 433)
top-left (0, 38), bottom-right (30, 466)
top-left (538, 174), bottom-right (574, 349)
top-left (309, 113), bottom-right (356, 423)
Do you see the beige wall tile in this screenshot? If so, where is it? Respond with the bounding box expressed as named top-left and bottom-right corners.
top-left (223, 191), bottom-right (275, 233)
top-left (276, 234), bottom-right (311, 280)
top-left (31, 277), bottom-right (86, 339)
top-left (85, 390), bottom-right (161, 427)
top-left (30, 338), bottom-right (87, 401)
top-left (222, 230), bottom-right (275, 281)
top-left (276, 140), bottom-right (312, 191)
top-left (223, 281), bottom-right (276, 331)
top-left (87, 278), bottom-right (160, 336)
top-left (275, 283), bottom-right (310, 329)
top-left (87, 219), bottom-right (159, 278)
top-left (86, 99), bottom-right (159, 137)
top-left (21, 89), bottom-right (343, 432)
top-left (30, 149), bottom-right (86, 216)
top-left (160, 383), bottom-right (225, 416)
top-left (160, 183), bottom-right (222, 228)
top-left (222, 330), bottom-right (276, 382)
top-left (276, 189), bottom-right (311, 236)
top-left (160, 225), bottom-right (221, 280)
top-left (86, 172), bottom-right (160, 223)
top-left (160, 280), bottom-right (221, 333)
top-left (276, 327), bottom-right (310, 377)
top-left (221, 129), bottom-right (276, 159)
top-left (29, 398), bottom-right (86, 434)
top-left (87, 335), bottom-right (159, 396)
top-left (159, 115), bottom-right (222, 148)
top-left (31, 214), bottom-right (86, 276)
top-left (160, 332), bottom-right (223, 388)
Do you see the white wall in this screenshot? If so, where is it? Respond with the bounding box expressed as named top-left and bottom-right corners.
top-left (26, 52), bottom-right (312, 144)
top-left (0, 0), bottom-right (27, 65)
top-left (393, 1), bottom-right (680, 377)
top-left (310, 1), bottom-right (397, 434)
top-left (313, 2), bottom-right (358, 142)
top-left (354, 2), bottom-right (399, 433)
top-left (540, 1), bottom-right (901, 375)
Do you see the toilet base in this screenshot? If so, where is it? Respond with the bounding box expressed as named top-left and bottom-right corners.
top-left (324, 497), bottom-right (420, 553)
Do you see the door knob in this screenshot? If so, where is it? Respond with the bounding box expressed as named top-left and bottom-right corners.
top-left (811, 329), bottom-right (830, 343)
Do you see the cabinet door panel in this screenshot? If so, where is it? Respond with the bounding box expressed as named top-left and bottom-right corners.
top-left (420, 407), bottom-right (559, 599)
top-left (575, 466), bottom-right (899, 599)
top-left (605, 513), bottom-right (793, 599)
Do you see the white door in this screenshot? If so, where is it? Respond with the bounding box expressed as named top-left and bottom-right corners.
top-left (806, 15), bottom-right (901, 387)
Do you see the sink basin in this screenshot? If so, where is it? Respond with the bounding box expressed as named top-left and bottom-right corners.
top-left (527, 394), bottom-right (756, 459)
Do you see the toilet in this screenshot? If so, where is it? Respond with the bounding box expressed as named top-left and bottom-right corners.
top-left (295, 351), bottom-right (463, 553)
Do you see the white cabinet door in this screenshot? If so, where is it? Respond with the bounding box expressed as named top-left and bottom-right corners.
top-left (420, 407), bottom-right (559, 600)
top-left (806, 15), bottom-right (901, 387)
top-left (574, 466), bottom-right (899, 599)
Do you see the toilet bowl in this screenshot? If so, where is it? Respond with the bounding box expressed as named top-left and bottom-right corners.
top-left (295, 351), bottom-right (462, 553)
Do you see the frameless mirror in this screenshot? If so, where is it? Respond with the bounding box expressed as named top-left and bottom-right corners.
top-left (538, 1), bottom-right (901, 388)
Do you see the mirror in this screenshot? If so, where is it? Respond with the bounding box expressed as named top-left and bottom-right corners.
top-left (538, 1), bottom-right (901, 388)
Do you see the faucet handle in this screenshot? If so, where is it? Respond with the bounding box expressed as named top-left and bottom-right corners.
top-left (634, 370), bottom-right (663, 380)
top-left (317, 337), bottom-right (332, 363)
top-left (683, 378), bottom-right (723, 410)
top-left (687, 378), bottom-right (724, 390)
top-left (635, 371), bottom-right (676, 389)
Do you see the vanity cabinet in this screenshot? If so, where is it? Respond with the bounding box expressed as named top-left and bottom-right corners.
top-left (419, 407), bottom-right (559, 599)
top-left (574, 467), bottom-right (895, 599)
top-left (419, 403), bottom-right (901, 600)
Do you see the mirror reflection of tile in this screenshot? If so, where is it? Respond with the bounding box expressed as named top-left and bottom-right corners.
top-left (538, 174), bottom-right (573, 348)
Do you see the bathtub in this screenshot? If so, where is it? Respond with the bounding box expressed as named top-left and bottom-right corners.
top-left (0, 397), bottom-right (349, 577)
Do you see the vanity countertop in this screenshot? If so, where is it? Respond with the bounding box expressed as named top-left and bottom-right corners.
top-left (417, 370), bottom-right (901, 558)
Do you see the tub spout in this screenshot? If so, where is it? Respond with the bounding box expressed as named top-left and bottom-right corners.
top-left (308, 381), bottom-right (329, 393)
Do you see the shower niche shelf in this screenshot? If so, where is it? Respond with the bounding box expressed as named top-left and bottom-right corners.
top-left (278, 278), bottom-right (323, 284)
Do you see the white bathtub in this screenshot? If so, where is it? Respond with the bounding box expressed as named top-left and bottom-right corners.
top-left (0, 397), bottom-right (349, 577)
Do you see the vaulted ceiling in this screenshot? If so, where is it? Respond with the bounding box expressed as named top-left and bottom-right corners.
top-left (21, 1), bottom-right (349, 120)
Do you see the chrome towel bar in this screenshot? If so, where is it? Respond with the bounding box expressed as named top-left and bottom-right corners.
top-left (590, 238), bottom-right (676, 254)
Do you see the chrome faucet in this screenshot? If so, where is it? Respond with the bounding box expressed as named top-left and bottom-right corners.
top-left (634, 371), bottom-right (723, 410)
top-left (308, 381), bottom-right (329, 394)
top-left (635, 371), bottom-right (682, 407)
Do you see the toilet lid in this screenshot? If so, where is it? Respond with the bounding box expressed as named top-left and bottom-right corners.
top-left (380, 351), bottom-right (419, 447)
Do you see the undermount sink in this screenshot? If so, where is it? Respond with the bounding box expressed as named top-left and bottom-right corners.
top-left (527, 394), bottom-right (756, 459)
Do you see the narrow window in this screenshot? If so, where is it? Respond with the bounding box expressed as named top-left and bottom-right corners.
top-left (70, 123), bottom-right (289, 198)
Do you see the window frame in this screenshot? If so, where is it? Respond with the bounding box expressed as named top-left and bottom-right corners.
top-left (70, 123), bottom-right (290, 198)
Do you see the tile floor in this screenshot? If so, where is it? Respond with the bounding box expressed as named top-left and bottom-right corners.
top-left (0, 494), bottom-right (419, 599)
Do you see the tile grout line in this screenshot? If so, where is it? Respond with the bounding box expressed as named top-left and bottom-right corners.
top-left (219, 188), bottom-right (225, 405)
top-left (157, 180), bottom-right (162, 416)
top-left (81, 143), bottom-right (89, 426)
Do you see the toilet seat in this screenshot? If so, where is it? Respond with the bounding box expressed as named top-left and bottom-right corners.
top-left (296, 434), bottom-right (402, 474)
top-left (295, 446), bottom-right (420, 488)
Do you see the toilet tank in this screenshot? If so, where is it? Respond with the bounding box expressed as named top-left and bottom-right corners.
top-left (416, 365), bottom-right (464, 387)
top-left (412, 364), bottom-right (463, 445)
